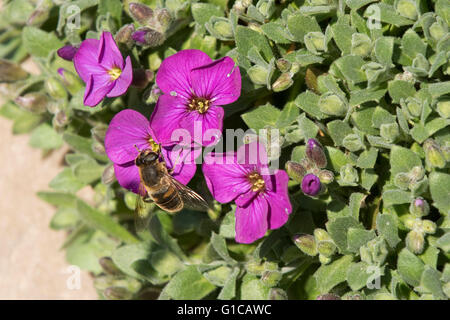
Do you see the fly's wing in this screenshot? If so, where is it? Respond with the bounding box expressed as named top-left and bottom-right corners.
top-left (134, 183), bottom-right (154, 233)
top-left (168, 176), bottom-right (210, 212)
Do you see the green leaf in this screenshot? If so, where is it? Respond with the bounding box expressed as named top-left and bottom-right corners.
top-left (240, 274), bottom-right (270, 299)
top-left (37, 191), bottom-right (77, 208)
top-left (326, 217), bottom-right (362, 254)
top-left (356, 148), bottom-right (378, 168)
top-left (327, 120), bottom-right (353, 146)
top-left (164, 265), bottom-right (216, 300)
top-left (314, 255), bottom-right (353, 294)
top-left (347, 228), bottom-right (376, 253)
top-left (398, 29), bottom-right (427, 66)
top-left (218, 268), bottom-right (240, 300)
top-left (382, 189), bottom-right (412, 206)
top-left (50, 208), bottom-right (79, 230)
top-left (112, 242), bottom-right (159, 280)
top-left (419, 266), bottom-right (446, 300)
top-left (436, 232), bottom-right (450, 252)
top-left (261, 22), bottom-right (292, 44)
top-left (150, 250), bottom-right (183, 277)
top-left (241, 103), bottom-right (280, 130)
top-left (22, 27), bottom-right (63, 58)
top-left (364, 3), bottom-right (414, 26)
top-left (345, 0), bottom-right (377, 10)
top-left (29, 124), bottom-right (63, 150)
top-left (76, 199), bottom-right (138, 244)
top-left (331, 17), bottom-right (356, 55)
top-left (390, 145), bottom-right (422, 176)
top-left (372, 106), bottom-right (396, 128)
top-left (49, 168), bottom-right (84, 193)
top-left (398, 248), bottom-right (425, 287)
top-left (349, 88), bottom-right (387, 107)
top-left (210, 232), bottom-right (235, 264)
top-left (191, 3), bottom-right (223, 25)
top-left (219, 210), bottom-right (236, 239)
top-left (98, 0), bottom-right (122, 24)
top-left (63, 132), bottom-right (107, 162)
top-left (349, 192), bottom-right (366, 220)
top-left (276, 102), bottom-right (299, 128)
top-left (295, 91), bottom-right (326, 120)
top-left (346, 262), bottom-right (372, 291)
top-left (235, 26), bottom-right (273, 63)
top-left (332, 55), bottom-right (367, 83)
top-left (429, 172), bottom-right (450, 213)
top-left (287, 12), bottom-right (321, 43)
top-left (376, 214), bottom-right (401, 248)
top-left (72, 159), bottom-right (104, 184)
top-left (388, 80), bottom-right (416, 104)
top-left (374, 37), bottom-right (395, 66)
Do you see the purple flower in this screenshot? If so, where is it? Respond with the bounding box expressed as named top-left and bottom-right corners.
top-left (150, 49), bottom-right (241, 146)
top-left (73, 31), bottom-right (133, 107)
top-left (301, 174), bottom-right (321, 196)
top-left (202, 142), bottom-right (292, 244)
top-left (104, 109), bottom-right (198, 195)
top-left (57, 44), bottom-right (79, 61)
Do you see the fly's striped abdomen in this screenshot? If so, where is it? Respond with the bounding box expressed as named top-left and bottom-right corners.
top-left (150, 184), bottom-right (183, 212)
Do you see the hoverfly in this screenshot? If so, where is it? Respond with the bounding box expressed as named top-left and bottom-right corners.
top-left (133, 147), bottom-right (209, 232)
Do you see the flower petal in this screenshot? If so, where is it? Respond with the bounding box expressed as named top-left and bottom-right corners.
top-left (114, 162), bottom-right (144, 195)
top-left (107, 56), bottom-right (133, 97)
top-left (179, 106), bottom-right (224, 146)
top-left (156, 49), bottom-right (212, 99)
top-left (97, 31), bottom-right (124, 69)
top-left (83, 73), bottom-right (114, 107)
top-left (105, 109), bottom-right (153, 164)
top-left (266, 170), bottom-right (292, 229)
top-left (202, 152), bottom-right (251, 203)
top-left (235, 195), bottom-right (268, 244)
top-left (73, 38), bottom-right (105, 83)
top-left (161, 145), bottom-right (199, 185)
top-left (149, 94), bottom-right (189, 146)
top-left (236, 141), bottom-right (269, 171)
top-left (191, 56), bottom-right (241, 105)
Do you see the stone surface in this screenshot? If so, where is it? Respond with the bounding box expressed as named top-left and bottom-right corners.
top-left (0, 117), bottom-right (97, 299)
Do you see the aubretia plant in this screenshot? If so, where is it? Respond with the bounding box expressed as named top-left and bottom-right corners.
top-left (1, 0), bottom-right (449, 301)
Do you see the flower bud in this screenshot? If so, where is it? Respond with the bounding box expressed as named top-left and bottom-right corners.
top-left (436, 99), bottom-right (450, 119)
top-left (115, 24), bottom-right (135, 48)
top-left (317, 241), bottom-right (337, 257)
top-left (272, 73), bottom-right (293, 92)
top-left (99, 257), bottom-right (122, 276)
top-left (319, 254), bottom-right (332, 264)
top-left (132, 28), bottom-right (165, 47)
top-left (318, 92), bottom-right (347, 116)
top-left (245, 260), bottom-right (265, 275)
top-left (410, 198), bottom-right (429, 217)
top-left (340, 164), bottom-right (359, 185)
top-left (424, 139), bottom-right (446, 169)
top-left (102, 164), bottom-right (116, 185)
top-left (306, 138), bottom-right (327, 168)
top-left (276, 58), bottom-right (291, 73)
top-left (269, 288), bottom-right (288, 300)
top-left (156, 8), bottom-right (172, 32)
top-left (406, 230), bottom-right (425, 254)
top-left (57, 45), bottom-right (79, 61)
top-left (318, 169), bottom-right (334, 184)
top-left (380, 123), bottom-right (400, 143)
top-left (103, 286), bottom-right (133, 300)
top-left (351, 33), bottom-right (372, 57)
top-left (293, 234), bottom-right (318, 256)
top-left (422, 220), bottom-right (436, 234)
top-left (15, 92), bottom-right (48, 114)
top-left (304, 32), bottom-right (326, 54)
top-left (342, 292), bottom-right (365, 300)
top-left (394, 0), bottom-right (418, 20)
top-left (342, 133), bottom-right (364, 152)
top-left (404, 215), bottom-right (417, 230)
top-left (57, 68), bottom-right (83, 95)
top-left (0, 59), bottom-right (28, 82)
top-left (145, 84), bottom-right (162, 104)
top-left (409, 165), bottom-right (425, 181)
top-left (313, 228), bottom-right (331, 242)
top-left (212, 19), bottom-right (233, 39)
top-left (394, 172), bottom-right (410, 190)
top-left (248, 65), bottom-right (269, 85)
top-left (316, 293), bottom-right (340, 300)
top-left (285, 161), bottom-right (307, 182)
top-left (132, 69), bottom-right (154, 88)
top-left (53, 110), bottom-right (69, 132)
top-left (129, 2), bottom-right (154, 25)
top-left (301, 174), bottom-right (321, 196)
top-left (261, 270), bottom-right (282, 287)
top-left (405, 97), bottom-right (423, 118)
top-left (45, 77), bottom-right (67, 100)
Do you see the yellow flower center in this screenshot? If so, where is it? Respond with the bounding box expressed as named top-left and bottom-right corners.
top-left (108, 67), bottom-right (122, 80)
top-left (247, 172), bottom-right (266, 192)
top-left (148, 137), bottom-right (160, 153)
top-left (188, 97), bottom-right (210, 114)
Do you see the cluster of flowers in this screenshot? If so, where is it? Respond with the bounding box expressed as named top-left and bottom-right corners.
top-left (59, 31), bottom-right (294, 244)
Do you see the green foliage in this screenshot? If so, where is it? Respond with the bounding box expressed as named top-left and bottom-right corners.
top-left (1, 0), bottom-right (449, 301)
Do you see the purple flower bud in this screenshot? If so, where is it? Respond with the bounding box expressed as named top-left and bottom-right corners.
top-left (57, 45), bottom-right (79, 61)
top-left (129, 2), bottom-right (154, 25)
top-left (316, 293), bottom-right (341, 300)
top-left (306, 138), bottom-right (327, 168)
top-left (132, 69), bottom-right (154, 88)
top-left (301, 173), bottom-right (321, 196)
top-left (132, 28), bottom-right (164, 47)
top-left (410, 197), bottom-right (429, 217)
